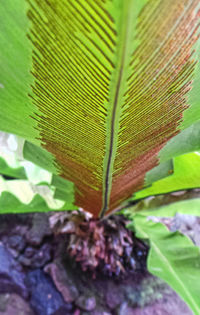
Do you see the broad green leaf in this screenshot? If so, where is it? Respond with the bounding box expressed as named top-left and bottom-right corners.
top-left (0, 174), bottom-right (77, 213)
top-left (21, 160), bottom-right (52, 186)
top-left (0, 175), bottom-right (61, 209)
top-left (0, 192), bottom-right (55, 213)
top-left (159, 120), bottom-right (200, 163)
top-left (23, 142), bottom-right (76, 202)
top-left (145, 159), bottom-right (174, 187)
top-left (0, 157), bottom-right (27, 180)
top-left (0, 132), bottom-right (27, 179)
top-left (23, 141), bottom-right (58, 174)
top-left (0, 135), bottom-right (52, 185)
top-left (124, 196), bottom-right (200, 217)
top-left (51, 174), bottom-right (75, 203)
top-left (0, 1), bottom-right (41, 143)
top-left (128, 215), bottom-right (200, 315)
top-left (181, 37), bottom-right (200, 129)
top-left (1, 0), bottom-right (200, 217)
top-left (0, 134), bottom-right (76, 206)
top-left (133, 152), bottom-right (200, 200)
top-left (138, 198), bottom-right (200, 217)
top-left (0, 191), bottom-right (77, 213)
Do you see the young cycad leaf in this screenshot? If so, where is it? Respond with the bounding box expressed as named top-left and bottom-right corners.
top-left (0, 0), bottom-right (200, 217)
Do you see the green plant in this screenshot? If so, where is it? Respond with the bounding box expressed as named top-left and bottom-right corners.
top-left (0, 0), bottom-right (200, 313)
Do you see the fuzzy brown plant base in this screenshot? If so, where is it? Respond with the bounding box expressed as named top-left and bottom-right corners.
top-left (50, 211), bottom-right (148, 277)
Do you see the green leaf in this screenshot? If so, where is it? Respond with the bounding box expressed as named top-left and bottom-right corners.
top-left (145, 159), bottom-right (173, 187)
top-left (128, 215), bottom-right (200, 315)
top-left (0, 175), bottom-right (59, 208)
top-left (0, 132), bottom-right (54, 184)
top-left (23, 141), bottom-right (58, 174)
top-left (0, 135), bottom-right (76, 207)
top-left (0, 191), bottom-right (77, 214)
top-left (159, 121), bottom-right (200, 163)
top-left (0, 157), bottom-right (27, 180)
top-left (0, 191), bottom-right (56, 213)
top-left (21, 161), bottom-right (52, 186)
top-left (142, 120), bottom-right (200, 189)
top-left (133, 152), bottom-right (200, 200)
top-left (23, 142), bottom-right (76, 203)
top-left (0, 0), bottom-right (40, 143)
top-left (0, 173), bottom-right (77, 213)
top-left (139, 198), bottom-right (200, 217)
top-left (181, 38), bottom-right (200, 129)
top-left (51, 174), bottom-right (75, 204)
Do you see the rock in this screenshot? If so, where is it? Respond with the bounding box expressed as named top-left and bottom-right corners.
top-left (106, 281), bottom-right (124, 309)
top-left (19, 243), bottom-right (52, 268)
top-left (130, 294), bottom-right (192, 315)
top-left (118, 292), bottom-right (192, 315)
top-left (7, 235), bottom-right (26, 253)
top-left (0, 243), bottom-right (28, 299)
top-left (24, 246), bottom-right (37, 258)
top-left (0, 294), bottom-right (10, 312)
top-left (0, 293), bottom-right (34, 315)
top-left (118, 302), bottom-right (134, 315)
top-left (18, 256), bottom-right (32, 267)
top-left (44, 261), bottom-right (79, 303)
top-left (26, 269), bottom-right (73, 315)
top-left (92, 308), bottom-right (112, 315)
top-left (170, 214), bottom-right (200, 246)
top-left (75, 295), bottom-right (96, 311)
top-left (25, 213), bottom-right (52, 246)
top-left (32, 243), bottom-right (52, 268)
top-left (52, 306), bottom-right (74, 315)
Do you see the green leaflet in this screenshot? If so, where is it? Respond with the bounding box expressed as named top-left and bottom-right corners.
top-left (128, 215), bottom-right (200, 315)
top-left (0, 0), bottom-right (200, 217)
top-left (133, 152), bottom-right (200, 200)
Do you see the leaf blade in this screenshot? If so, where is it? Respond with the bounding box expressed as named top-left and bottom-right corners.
top-left (0, 0), bottom-right (41, 143)
top-left (129, 215), bottom-right (200, 314)
top-left (133, 152), bottom-right (200, 200)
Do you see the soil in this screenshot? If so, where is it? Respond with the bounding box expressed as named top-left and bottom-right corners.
top-left (0, 209), bottom-right (195, 315)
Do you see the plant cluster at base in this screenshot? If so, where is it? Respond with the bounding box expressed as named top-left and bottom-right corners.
top-left (50, 210), bottom-right (148, 278)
